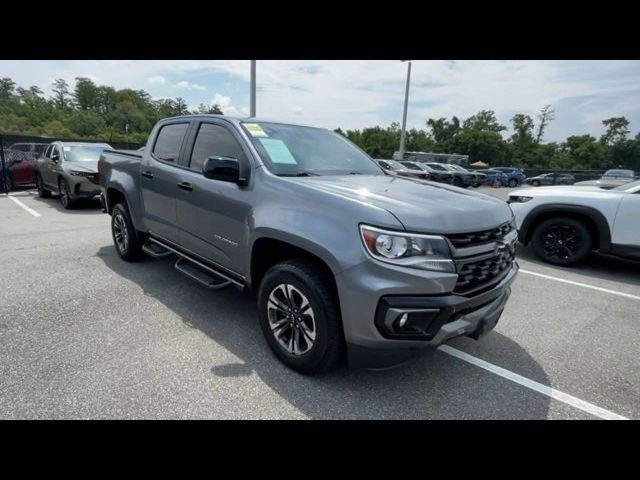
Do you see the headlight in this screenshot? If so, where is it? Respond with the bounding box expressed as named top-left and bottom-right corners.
top-left (359, 225), bottom-right (455, 273)
top-left (508, 196), bottom-right (533, 204)
top-left (69, 170), bottom-right (93, 177)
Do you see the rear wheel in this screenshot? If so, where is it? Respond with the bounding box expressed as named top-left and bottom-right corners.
top-left (59, 178), bottom-right (74, 209)
top-left (36, 174), bottom-right (51, 198)
top-left (111, 203), bottom-right (144, 261)
top-left (532, 180), bottom-right (541, 187)
top-left (508, 178), bottom-right (518, 188)
top-left (531, 217), bottom-right (593, 265)
top-left (257, 259), bottom-right (344, 374)
top-left (453, 177), bottom-right (463, 187)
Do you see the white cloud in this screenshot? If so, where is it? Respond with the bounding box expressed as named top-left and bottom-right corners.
top-left (148, 75), bottom-right (166, 85)
top-left (211, 93), bottom-right (245, 116)
top-left (174, 80), bottom-right (206, 91)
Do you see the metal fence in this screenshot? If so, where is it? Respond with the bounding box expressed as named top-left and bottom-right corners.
top-left (1, 133), bottom-right (145, 194)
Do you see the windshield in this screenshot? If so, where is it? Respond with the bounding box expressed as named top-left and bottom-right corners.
top-left (242, 122), bottom-right (382, 176)
top-left (63, 145), bottom-right (111, 162)
top-left (611, 179), bottom-right (640, 192)
top-left (449, 165), bottom-right (469, 172)
top-left (604, 169), bottom-right (634, 177)
top-left (427, 163), bottom-right (448, 171)
top-left (386, 160), bottom-right (408, 170)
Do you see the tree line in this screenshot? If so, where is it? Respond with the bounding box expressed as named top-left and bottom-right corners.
top-left (0, 77), bottom-right (222, 145)
top-left (1, 76), bottom-right (638, 171)
top-left (336, 107), bottom-right (639, 171)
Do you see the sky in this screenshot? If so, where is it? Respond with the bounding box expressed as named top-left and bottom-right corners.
top-left (1, 60), bottom-right (639, 142)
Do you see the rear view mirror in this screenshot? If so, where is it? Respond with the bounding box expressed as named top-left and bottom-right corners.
top-left (202, 156), bottom-right (243, 184)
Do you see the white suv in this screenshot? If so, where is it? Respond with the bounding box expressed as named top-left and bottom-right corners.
top-left (508, 180), bottom-right (640, 265)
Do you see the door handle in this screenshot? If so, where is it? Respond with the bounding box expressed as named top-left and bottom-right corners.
top-left (177, 182), bottom-right (193, 191)
top-left (141, 171), bottom-right (154, 179)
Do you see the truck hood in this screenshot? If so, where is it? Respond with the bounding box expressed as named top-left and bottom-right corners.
top-left (64, 161), bottom-right (98, 173)
top-left (289, 174), bottom-right (513, 233)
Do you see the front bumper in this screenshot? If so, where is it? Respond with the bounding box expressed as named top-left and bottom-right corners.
top-left (67, 175), bottom-right (101, 199)
top-left (337, 261), bottom-right (518, 369)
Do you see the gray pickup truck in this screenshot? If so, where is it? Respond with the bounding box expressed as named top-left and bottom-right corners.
top-left (98, 115), bottom-right (518, 373)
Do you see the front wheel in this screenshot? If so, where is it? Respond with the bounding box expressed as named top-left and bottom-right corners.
top-left (531, 217), bottom-right (593, 265)
top-left (257, 259), bottom-right (344, 374)
top-left (531, 180), bottom-right (541, 187)
top-left (111, 203), bottom-right (144, 261)
top-left (508, 178), bottom-right (518, 188)
top-left (59, 178), bottom-right (74, 209)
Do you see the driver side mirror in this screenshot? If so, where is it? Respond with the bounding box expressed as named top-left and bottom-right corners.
top-left (202, 156), bottom-right (246, 185)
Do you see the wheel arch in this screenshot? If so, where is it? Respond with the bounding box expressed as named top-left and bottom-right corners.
top-left (520, 204), bottom-right (611, 252)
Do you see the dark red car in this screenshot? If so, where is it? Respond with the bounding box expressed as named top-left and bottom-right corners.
top-left (0, 143), bottom-right (48, 190)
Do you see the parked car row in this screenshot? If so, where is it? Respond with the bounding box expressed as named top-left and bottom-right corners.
top-left (376, 159), bottom-right (528, 189)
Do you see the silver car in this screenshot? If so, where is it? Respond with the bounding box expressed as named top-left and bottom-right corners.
top-left (36, 142), bottom-right (112, 209)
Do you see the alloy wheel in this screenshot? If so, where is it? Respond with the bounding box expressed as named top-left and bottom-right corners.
top-left (112, 213), bottom-right (129, 254)
top-left (267, 283), bottom-right (316, 355)
top-left (541, 224), bottom-right (582, 261)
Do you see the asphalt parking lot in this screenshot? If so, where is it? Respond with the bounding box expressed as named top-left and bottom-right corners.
top-left (1, 185), bottom-right (638, 419)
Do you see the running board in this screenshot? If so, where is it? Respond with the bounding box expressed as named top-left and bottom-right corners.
top-left (147, 237), bottom-right (244, 289)
top-left (142, 241), bottom-right (174, 258)
top-left (174, 258), bottom-right (232, 290)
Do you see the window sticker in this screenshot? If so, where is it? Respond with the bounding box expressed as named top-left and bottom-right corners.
top-left (244, 123), bottom-right (268, 137)
top-left (258, 138), bottom-right (298, 164)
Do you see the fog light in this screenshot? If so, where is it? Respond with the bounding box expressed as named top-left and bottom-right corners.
top-left (398, 313), bottom-right (408, 328)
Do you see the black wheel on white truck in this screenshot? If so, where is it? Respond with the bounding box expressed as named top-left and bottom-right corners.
top-left (531, 216), bottom-right (593, 265)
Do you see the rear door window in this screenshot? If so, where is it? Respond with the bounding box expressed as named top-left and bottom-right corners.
top-left (152, 123), bottom-right (190, 163)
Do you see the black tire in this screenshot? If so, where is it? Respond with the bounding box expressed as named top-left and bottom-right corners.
top-left (532, 180), bottom-right (541, 187)
top-left (453, 177), bottom-right (463, 187)
top-left (111, 203), bottom-right (144, 262)
top-left (531, 217), bottom-right (593, 266)
top-left (58, 178), bottom-right (74, 209)
top-left (36, 174), bottom-right (51, 198)
top-left (508, 178), bottom-right (518, 188)
top-left (257, 259), bottom-right (344, 374)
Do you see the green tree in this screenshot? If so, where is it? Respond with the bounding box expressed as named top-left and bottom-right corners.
top-left (559, 135), bottom-right (607, 170)
top-left (0, 77), bottom-right (16, 100)
top-left (535, 104), bottom-right (555, 143)
top-left (462, 110), bottom-right (506, 133)
top-left (509, 114), bottom-right (535, 166)
top-left (426, 117), bottom-right (460, 144)
top-left (195, 103), bottom-right (223, 115)
top-left (600, 117), bottom-right (630, 146)
top-left (74, 77), bottom-right (101, 111)
top-left (51, 79), bottom-right (72, 109)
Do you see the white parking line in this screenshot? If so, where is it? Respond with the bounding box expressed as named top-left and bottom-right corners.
top-left (438, 345), bottom-right (628, 420)
top-left (520, 269), bottom-right (640, 301)
top-left (7, 195), bottom-right (41, 217)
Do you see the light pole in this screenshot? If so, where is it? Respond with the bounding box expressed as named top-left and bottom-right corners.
top-left (250, 60), bottom-right (256, 117)
top-left (398, 60), bottom-right (412, 161)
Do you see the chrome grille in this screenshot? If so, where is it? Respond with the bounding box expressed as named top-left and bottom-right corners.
top-left (445, 221), bottom-right (517, 295)
top-left (446, 221), bottom-right (514, 248)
